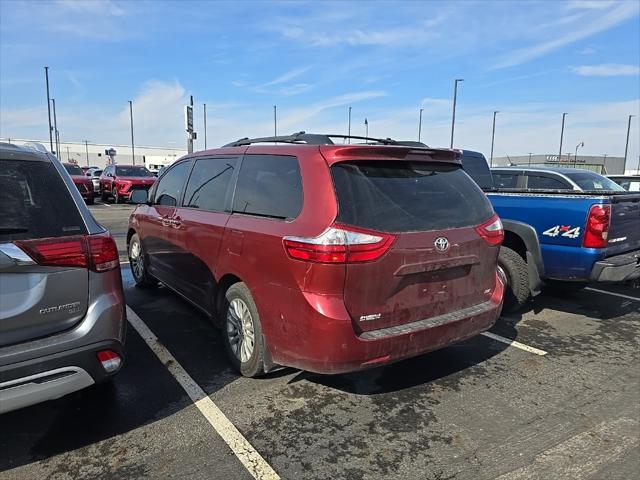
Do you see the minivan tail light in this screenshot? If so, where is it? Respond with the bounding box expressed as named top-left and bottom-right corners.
top-left (15, 233), bottom-right (119, 272)
top-left (283, 224), bottom-right (395, 263)
top-left (583, 204), bottom-right (610, 248)
top-left (475, 214), bottom-right (504, 246)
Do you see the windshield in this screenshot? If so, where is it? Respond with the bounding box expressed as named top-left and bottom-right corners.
top-left (93, 170), bottom-right (103, 177)
top-left (116, 166), bottom-right (153, 177)
top-left (64, 164), bottom-right (84, 176)
top-left (564, 171), bottom-right (625, 191)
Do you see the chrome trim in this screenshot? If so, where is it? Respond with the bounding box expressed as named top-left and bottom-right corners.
top-left (0, 243), bottom-right (35, 265)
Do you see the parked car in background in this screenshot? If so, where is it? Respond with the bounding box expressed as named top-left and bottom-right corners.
top-left (460, 154), bottom-right (640, 311)
top-left (608, 175), bottom-right (640, 192)
top-left (490, 166), bottom-right (626, 192)
top-left (81, 165), bottom-right (99, 175)
top-left (99, 164), bottom-right (156, 203)
top-left (88, 169), bottom-right (103, 193)
top-left (127, 133), bottom-right (504, 377)
top-left (63, 162), bottom-right (95, 205)
top-left (0, 143), bottom-right (125, 414)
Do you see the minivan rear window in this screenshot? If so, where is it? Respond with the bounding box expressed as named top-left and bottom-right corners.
top-left (332, 161), bottom-right (494, 233)
top-left (0, 160), bottom-right (87, 241)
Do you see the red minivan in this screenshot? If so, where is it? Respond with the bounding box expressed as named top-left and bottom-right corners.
top-left (127, 133), bottom-right (504, 377)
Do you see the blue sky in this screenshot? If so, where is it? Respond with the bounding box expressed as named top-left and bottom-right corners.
top-left (1, 0), bottom-right (639, 163)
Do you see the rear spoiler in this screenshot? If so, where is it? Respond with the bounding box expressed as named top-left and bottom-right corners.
top-left (324, 145), bottom-right (461, 164)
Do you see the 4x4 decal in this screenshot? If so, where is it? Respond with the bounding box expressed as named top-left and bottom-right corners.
top-left (542, 225), bottom-right (581, 239)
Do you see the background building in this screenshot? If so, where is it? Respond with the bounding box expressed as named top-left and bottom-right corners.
top-left (491, 154), bottom-right (631, 175)
top-left (0, 138), bottom-right (187, 171)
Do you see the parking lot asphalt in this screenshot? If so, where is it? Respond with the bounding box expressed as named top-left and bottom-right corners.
top-left (1, 199), bottom-right (638, 480)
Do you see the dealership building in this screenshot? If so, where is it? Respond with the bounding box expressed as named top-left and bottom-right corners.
top-left (491, 154), bottom-right (630, 175)
top-left (0, 138), bottom-right (187, 172)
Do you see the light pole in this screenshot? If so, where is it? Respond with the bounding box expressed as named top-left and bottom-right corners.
top-left (364, 118), bottom-right (369, 141)
top-left (84, 140), bottom-right (90, 166)
top-left (44, 66), bottom-right (54, 153)
top-left (623, 115), bottom-right (635, 173)
top-left (418, 108), bottom-right (424, 142)
top-left (558, 112), bottom-right (568, 162)
top-left (490, 110), bottom-right (499, 166)
top-left (348, 106), bottom-right (352, 143)
top-left (128, 101), bottom-right (135, 165)
top-left (528, 153), bottom-right (533, 165)
top-left (203, 103), bottom-right (207, 149)
top-left (51, 98), bottom-right (60, 156)
top-left (66, 146), bottom-right (70, 162)
top-left (273, 105), bottom-right (277, 138)
top-left (574, 141), bottom-right (584, 167)
top-left (450, 78), bottom-right (463, 148)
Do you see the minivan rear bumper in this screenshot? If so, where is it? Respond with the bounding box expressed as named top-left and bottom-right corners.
top-left (0, 340), bottom-right (124, 414)
top-left (272, 274), bottom-right (503, 375)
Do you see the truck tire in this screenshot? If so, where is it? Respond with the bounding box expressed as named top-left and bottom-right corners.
top-left (498, 246), bottom-right (530, 313)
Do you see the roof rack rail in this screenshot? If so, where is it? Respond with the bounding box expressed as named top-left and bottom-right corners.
top-left (222, 132), bottom-right (404, 148)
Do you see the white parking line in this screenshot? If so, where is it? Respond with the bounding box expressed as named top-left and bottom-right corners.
top-left (584, 287), bottom-right (640, 302)
top-left (126, 306), bottom-right (280, 480)
top-left (481, 331), bottom-right (548, 356)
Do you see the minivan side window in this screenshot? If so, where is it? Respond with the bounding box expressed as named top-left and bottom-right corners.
top-left (526, 174), bottom-right (571, 190)
top-left (232, 155), bottom-right (302, 220)
top-left (183, 157), bottom-right (238, 212)
top-left (153, 161), bottom-right (191, 207)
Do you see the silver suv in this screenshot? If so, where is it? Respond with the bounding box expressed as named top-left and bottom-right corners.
top-left (0, 143), bottom-right (126, 414)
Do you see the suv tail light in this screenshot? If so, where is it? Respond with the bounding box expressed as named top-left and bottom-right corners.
top-left (583, 204), bottom-right (611, 248)
top-left (15, 233), bottom-right (120, 272)
top-left (475, 214), bottom-right (504, 246)
top-left (283, 224), bottom-right (395, 263)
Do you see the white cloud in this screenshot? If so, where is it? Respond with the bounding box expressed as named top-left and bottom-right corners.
top-left (571, 63), bottom-right (640, 76)
top-left (55, 0), bottom-right (125, 16)
top-left (263, 66), bottom-right (312, 87)
top-left (491, 2), bottom-right (639, 69)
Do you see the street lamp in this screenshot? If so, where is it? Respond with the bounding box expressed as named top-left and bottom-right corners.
top-left (83, 140), bottom-right (90, 166)
top-left (450, 78), bottom-right (464, 148)
top-left (558, 113), bottom-right (568, 162)
top-left (273, 105), bottom-right (277, 138)
top-left (44, 66), bottom-right (54, 153)
top-left (528, 153), bottom-right (533, 165)
top-left (418, 108), bottom-right (424, 142)
top-left (364, 118), bottom-right (369, 140)
top-left (624, 115), bottom-right (636, 173)
top-left (203, 103), bottom-right (207, 149)
top-left (490, 111), bottom-right (499, 166)
top-left (574, 141), bottom-right (584, 167)
top-left (348, 106), bottom-right (352, 143)
top-left (129, 100), bottom-right (135, 165)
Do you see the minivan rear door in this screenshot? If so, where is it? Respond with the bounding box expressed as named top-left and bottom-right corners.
top-left (331, 161), bottom-right (499, 333)
top-left (0, 156), bottom-right (89, 347)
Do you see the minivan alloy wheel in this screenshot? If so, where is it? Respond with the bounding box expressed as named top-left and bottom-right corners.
top-left (129, 240), bottom-right (144, 280)
top-left (227, 298), bottom-right (255, 362)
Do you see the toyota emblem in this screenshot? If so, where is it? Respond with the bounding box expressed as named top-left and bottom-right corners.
top-left (434, 237), bottom-right (450, 253)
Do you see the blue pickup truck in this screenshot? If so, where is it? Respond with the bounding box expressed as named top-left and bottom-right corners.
top-left (460, 151), bottom-right (640, 312)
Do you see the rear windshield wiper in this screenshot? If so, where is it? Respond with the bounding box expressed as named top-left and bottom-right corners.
top-left (0, 227), bottom-right (29, 234)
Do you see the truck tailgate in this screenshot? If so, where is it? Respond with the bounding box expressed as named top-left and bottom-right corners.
top-left (606, 194), bottom-right (640, 256)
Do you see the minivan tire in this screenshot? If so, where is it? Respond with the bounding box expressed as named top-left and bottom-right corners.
top-left (498, 246), bottom-right (530, 313)
top-left (222, 283), bottom-right (265, 378)
top-left (128, 233), bottom-right (158, 288)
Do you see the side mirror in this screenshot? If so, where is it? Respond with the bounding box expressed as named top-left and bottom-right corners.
top-left (130, 189), bottom-right (149, 205)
